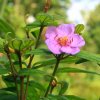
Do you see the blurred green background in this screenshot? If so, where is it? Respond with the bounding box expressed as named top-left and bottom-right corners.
top-left (0, 0), bottom-right (100, 100)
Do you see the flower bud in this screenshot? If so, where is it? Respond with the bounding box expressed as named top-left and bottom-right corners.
top-left (9, 47), bottom-right (15, 53)
top-left (51, 80), bottom-right (57, 87)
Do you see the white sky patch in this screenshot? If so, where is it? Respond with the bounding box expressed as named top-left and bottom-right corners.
top-left (67, 0), bottom-right (100, 24)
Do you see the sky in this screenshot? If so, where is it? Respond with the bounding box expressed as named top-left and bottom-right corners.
top-left (67, 0), bottom-right (100, 24)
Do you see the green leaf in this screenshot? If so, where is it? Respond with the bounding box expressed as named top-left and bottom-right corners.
top-left (0, 90), bottom-right (17, 100)
top-left (0, 87), bottom-right (16, 92)
top-left (75, 58), bottom-right (88, 64)
top-left (36, 13), bottom-right (54, 26)
top-left (44, 75), bottom-right (57, 82)
top-left (29, 81), bottom-right (45, 92)
top-left (33, 58), bottom-right (56, 68)
top-left (22, 39), bottom-right (34, 49)
top-left (36, 13), bottom-right (53, 22)
top-left (0, 18), bottom-right (15, 37)
top-left (33, 56), bottom-right (78, 68)
top-left (2, 75), bottom-right (16, 83)
top-left (0, 37), bottom-right (4, 46)
top-left (18, 68), bottom-right (45, 76)
top-left (9, 39), bottom-right (22, 50)
top-left (2, 75), bottom-right (16, 89)
top-left (27, 86), bottom-right (40, 100)
top-left (0, 56), bottom-right (8, 63)
top-left (75, 24), bottom-right (84, 34)
top-left (26, 21), bottom-right (41, 29)
top-left (47, 94), bottom-right (59, 100)
top-left (0, 67), bottom-right (9, 75)
top-left (9, 39), bottom-right (34, 51)
top-left (59, 81), bottom-right (69, 95)
top-left (61, 56), bottom-right (79, 64)
top-left (47, 94), bottom-right (85, 100)
top-left (13, 61), bottom-right (27, 67)
top-left (76, 50), bottom-right (100, 64)
top-left (31, 27), bottom-right (40, 38)
top-left (0, 38), bottom-right (4, 52)
top-left (25, 49), bottom-right (52, 56)
top-left (57, 67), bottom-right (100, 75)
top-left (65, 95), bottom-right (85, 100)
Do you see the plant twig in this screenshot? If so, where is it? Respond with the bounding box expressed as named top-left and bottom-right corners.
top-left (16, 50), bottom-right (25, 100)
top-left (44, 55), bottom-right (61, 97)
top-left (24, 0), bottom-right (52, 99)
top-left (44, 0), bottom-right (51, 13)
top-left (20, 76), bottom-right (24, 100)
top-left (24, 26), bottom-right (44, 100)
top-left (4, 46), bottom-right (19, 99)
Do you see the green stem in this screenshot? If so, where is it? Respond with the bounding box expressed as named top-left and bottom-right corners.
top-left (19, 54), bottom-right (24, 100)
top-left (16, 50), bottom-right (25, 100)
top-left (14, 77), bottom-right (20, 100)
top-left (7, 53), bottom-right (19, 99)
top-left (17, 51), bottom-right (22, 69)
top-left (5, 47), bottom-right (19, 99)
top-left (34, 26), bottom-right (44, 49)
top-left (23, 0), bottom-right (52, 98)
top-left (24, 0), bottom-right (51, 98)
top-left (20, 76), bottom-right (24, 100)
top-left (24, 26), bottom-right (44, 100)
top-left (44, 56), bottom-right (61, 97)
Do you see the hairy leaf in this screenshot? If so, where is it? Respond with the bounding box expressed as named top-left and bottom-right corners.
top-left (57, 67), bottom-right (100, 75)
top-left (76, 50), bottom-right (100, 64)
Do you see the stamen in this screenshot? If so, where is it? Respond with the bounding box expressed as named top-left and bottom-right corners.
top-left (57, 36), bottom-right (68, 46)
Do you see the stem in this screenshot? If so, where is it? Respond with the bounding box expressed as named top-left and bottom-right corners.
top-left (23, 55), bottom-right (34, 100)
top-left (14, 77), bottom-right (20, 100)
top-left (34, 26), bottom-right (44, 49)
top-left (7, 53), bottom-right (16, 75)
top-left (44, 56), bottom-right (61, 97)
top-left (24, 0), bottom-right (51, 98)
top-left (7, 53), bottom-right (19, 99)
top-left (26, 29), bottom-right (30, 39)
top-left (19, 53), bottom-right (24, 100)
top-left (24, 26), bottom-right (44, 100)
top-left (17, 51), bottom-right (22, 69)
top-left (20, 76), bottom-right (24, 100)
top-left (16, 50), bottom-right (25, 100)
top-left (44, 0), bottom-right (51, 13)
top-left (5, 47), bottom-right (19, 99)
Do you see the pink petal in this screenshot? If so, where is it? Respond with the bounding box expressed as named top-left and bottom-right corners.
top-left (45, 39), bottom-right (61, 54)
top-left (45, 26), bottom-right (57, 39)
top-left (61, 46), bottom-right (80, 55)
top-left (57, 24), bottom-right (75, 37)
top-left (70, 47), bottom-right (80, 55)
top-left (61, 46), bottom-right (73, 54)
top-left (70, 34), bottom-right (85, 47)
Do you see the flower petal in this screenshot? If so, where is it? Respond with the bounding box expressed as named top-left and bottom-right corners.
top-left (70, 34), bottom-right (85, 47)
top-left (57, 24), bottom-right (75, 37)
top-left (61, 46), bottom-right (80, 55)
top-left (45, 39), bottom-right (61, 54)
top-left (70, 47), bottom-right (80, 55)
top-left (61, 46), bottom-right (73, 54)
top-left (45, 26), bottom-right (57, 39)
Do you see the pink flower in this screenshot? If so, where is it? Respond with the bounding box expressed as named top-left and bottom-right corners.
top-left (45, 24), bottom-right (85, 55)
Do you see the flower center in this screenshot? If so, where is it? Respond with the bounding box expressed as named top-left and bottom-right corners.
top-left (57, 36), bottom-right (68, 46)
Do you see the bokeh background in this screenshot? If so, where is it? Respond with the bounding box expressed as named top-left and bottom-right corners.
top-left (0, 0), bottom-right (100, 100)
